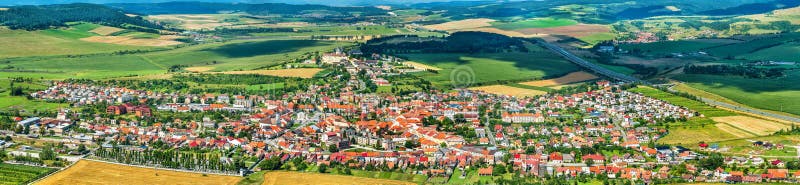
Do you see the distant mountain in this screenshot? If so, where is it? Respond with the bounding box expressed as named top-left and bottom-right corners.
top-left (0, 0), bottom-right (484, 7)
top-left (108, 2), bottom-right (387, 16)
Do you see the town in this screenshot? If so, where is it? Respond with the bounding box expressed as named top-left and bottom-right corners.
top-left (1, 46), bottom-right (797, 185)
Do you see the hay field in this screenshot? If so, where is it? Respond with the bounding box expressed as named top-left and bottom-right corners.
top-left (147, 14), bottom-right (233, 30)
top-left (186, 66), bottom-right (215, 72)
top-left (470, 85), bottom-right (547, 97)
top-left (423, 18), bottom-right (496, 31)
top-left (516, 24), bottom-right (610, 37)
top-left (403, 61), bottom-right (441, 70)
top-left (714, 123), bottom-right (757, 138)
top-left (520, 71), bottom-right (598, 87)
top-left (711, 116), bottom-right (791, 136)
top-left (261, 171), bottom-right (414, 185)
top-left (89, 26), bottom-right (124, 35)
top-left (81, 36), bottom-right (182, 46)
top-left (36, 160), bottom-right (241, 185)
top-left (220, 68), bottom-right (324, 78)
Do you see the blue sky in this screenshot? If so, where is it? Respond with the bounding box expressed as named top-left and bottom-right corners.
top-left (0, 0), bottom-right (487, 6)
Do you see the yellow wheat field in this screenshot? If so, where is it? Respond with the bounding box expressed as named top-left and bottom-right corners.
top-left (89, 26), bottom-right (125, 35)
top-left (520, 71), bottom-right (598, 87)
top-left (403, 61), bottom-right (441, 71)
top-left (711, 116), bottom-right (791, 136)
top-left (423, 18), bottom-right (496, 31)
top-left (36, 160), bottom-right (241, 185)
top-left (469, 85), bottom-right (547, 97)
top-left (262, 171), bottom-right (414, 185)
top-left (714, 123), bottom-right (757, 138)
top-left (185, 66), bottom-right (215, 72)
top-left (220, 68), bottom-right (324, 78)
top-left (80, 36), bottom-right (182, 46)
top-left (0, 8), bottom-right (9, 11)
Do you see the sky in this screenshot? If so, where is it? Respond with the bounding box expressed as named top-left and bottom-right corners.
top-left (0, 0), bottom-right (489, 6)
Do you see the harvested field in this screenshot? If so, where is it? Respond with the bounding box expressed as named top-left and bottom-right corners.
top-left (36, 160), bottom-right (241, 185)
top-left (80, 36), bottom-right (182, 46)
top-left (464, 27), bottom-right (532, 37)
top-left (520, 71), bottom-right (598, 87)
top-left (711, 116), bottom-right (791, 136)
top-left (186, 66), bottom-right (214, 72)
top-left (220, 68), bottom-right (324, 78)
top-left (261, 171), bottom-right (414, 185)
top-left (516, 24), bottom-right (610, 37)
top-left (469, 85), bottom-right (547, 97)
top-left (423, 18), bottom-right (496, 31)
top-left (0, 8), bottom-right (9, 11)
top-left (715, 123), bottom-right (757, 138)
top-left (403, 61), bottom-right (441, 70)
top-left (89, 26), bottom-right (124, 36)
top-left (147, 14), bottom-right (233, 30)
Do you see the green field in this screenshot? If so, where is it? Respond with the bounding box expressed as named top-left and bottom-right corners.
top-left (740, 41), bottom-right (800, 61)
top-left (620, 39), bottom-right (739, 56)
top-left (628, 86), bottom-right (736, 117)
top-left (143, 39), bottom-right (350, 72)
top-left (491, 18), bottom-right (578, 30)
top-left (401, 51), bottom-right (579, 88)
top-left (1, 39), bottom-right (351, 79)
top-left (0, 163), bottom-right (57, 185)
top-left (0, 27), bottom-right (157, 58)
top-left (674, 72), bottom-right (800, 116)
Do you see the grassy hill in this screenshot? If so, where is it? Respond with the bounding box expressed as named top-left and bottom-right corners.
top-left (0, 24), bottom-right (159, 58)
top-left (674, 71), bottom-right (800, 116)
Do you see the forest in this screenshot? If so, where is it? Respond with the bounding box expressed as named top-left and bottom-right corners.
top-left (0, 3), bottom-right (162, 31)
top-left (360, 32), bottom-right (527, 54)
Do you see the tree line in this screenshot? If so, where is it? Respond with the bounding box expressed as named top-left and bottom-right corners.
top-left (361, 32), bottom-right (528, 54)
top-left (0, 3), bottom-right (163, 32)
top-left (94, 147), bottom-right (243, 173)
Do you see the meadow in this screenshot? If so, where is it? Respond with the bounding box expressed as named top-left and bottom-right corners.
top-left (401, 52), bottom-right (579, 88)
top-left (0, 26), bottom-right (157, 58)
top-left (36, 160), bottom-right (242, 185)
top-left (0, 163), bottom-right (56, 185)
top-left (674, 71), bottom-right (800, 116)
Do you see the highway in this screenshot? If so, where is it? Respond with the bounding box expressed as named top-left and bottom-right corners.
top-left (536, 40), bottom-right (642, 83)
top-left (538, 40), bottom-right (799, 124)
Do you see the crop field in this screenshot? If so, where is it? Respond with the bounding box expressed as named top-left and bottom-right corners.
top-left (619, 39), bottom-right (741, 56)
top-left (714, 122), bottom-right (757, 138)
top-left (491, 18), bottom-right (578, 30)
top-left (703, 33), bottom-right (800, 59)
top-left (711, 116), bottom-right (792, 136)
top-left (147, 14), bottom-right (237, 30)
top-left (469, 85), bottom-right (548, 97)
top-left (423, 18), bottom-right (496, 31)
top-left (0, 27), bottom-right (156, 58)
top-left (519, 71), bottom-right (598, 87)
top-left (0, 163), bottom-right (56, 185)
top-left (80, 36), bottom-right (183, 46)
top-left (658, 122), bottom-right (740, 145)
top-left (1, 55), bottom-right (165, 79)
top-left (89, 26), bottom-right (124, 35)
top-left (36, 160), bottom-right (241, 185)
top-left (219, 68), bottom-right (324, 78)
top-left (515, 24), bottom-right (610, 38)
top-left (261, 171), bottom-right (415, 185)
top-left (740, 41), bottom-right (800, 61)
top-left (144, 39), bottom-right (351, 71)
top-left (402, 52), bottom-right (579, 88)
top-left (674, 72), bottom-right (800, 116)
top-left (403, 61), bottom-right (441, 71)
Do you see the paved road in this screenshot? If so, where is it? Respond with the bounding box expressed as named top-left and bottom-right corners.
top-left (536, 40), bottom-right (642, 83)
top-left (539, 40), bottom-right (799, 124)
